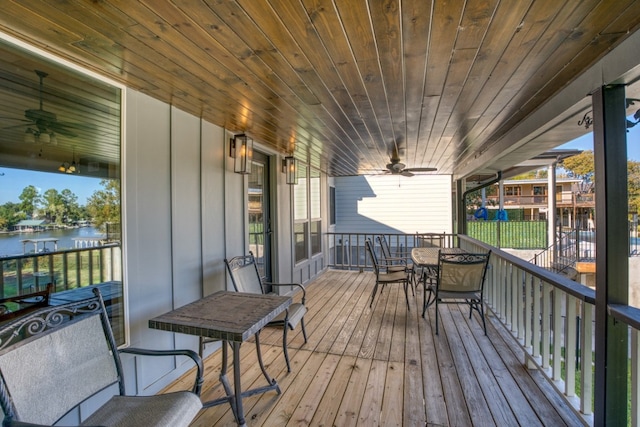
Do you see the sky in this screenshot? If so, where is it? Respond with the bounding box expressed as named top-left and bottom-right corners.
top-left (0, 167), bottom-right (103, 205)
top-left (558, 116), bottom-right (640, 161)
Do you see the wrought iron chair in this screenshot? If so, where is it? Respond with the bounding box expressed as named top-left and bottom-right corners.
top-left (222, 252), bottom-right (308, 372)
top-left (0, 288), bottom-right (203, 427)
top-left (423, 251), bottom-right (491, 335)
top-left (414, 232), bottom-right (446, 286)
top-left (376, 235), bottom-right (415, 295)
top-left (365, 238), bottom-right (410, 310)
top-left (0, 283), bottom-right (53, 323)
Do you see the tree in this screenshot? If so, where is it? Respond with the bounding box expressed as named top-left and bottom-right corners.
top-left (87, 179), bottom-right (120, 231)
top-left (60, 189), bottom-right (81, 223)
top-left (628, 160), bottom-right (640, 214)
top-left (0, 202), bottom-right (23, 231)
top-left (42, 188), bottom-right (64, 224)
top-left (18, 185), bottom-right (40, 218)
top-left (560, 150), bottom-right (595, 183)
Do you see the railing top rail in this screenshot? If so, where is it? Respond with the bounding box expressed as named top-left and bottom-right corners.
top-left (0, 243), bottom-right (120, 262)
top-left (459, 235), bottom-right (596, 305)
top-left (609, 304), bottom-right (640, 331)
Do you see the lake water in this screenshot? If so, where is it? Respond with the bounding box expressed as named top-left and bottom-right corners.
top-left (0, 227), bottom-right (105, 257)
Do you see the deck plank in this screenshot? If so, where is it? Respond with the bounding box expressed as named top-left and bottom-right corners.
top-left (158, 269), bottom-right (587, 426)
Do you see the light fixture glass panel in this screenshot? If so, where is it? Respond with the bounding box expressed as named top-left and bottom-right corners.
top-left (233, 134), bottom-right (253, 174)
top-left (285, 156), bottom-right (298, 185)
top-left (24, 128), bottom-right (35, 143)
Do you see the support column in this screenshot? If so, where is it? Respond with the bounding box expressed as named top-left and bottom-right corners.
top-left (593, 84), bottom-right (629, 425)
top-left (547, 163), bottom-right (557, 262)
top-left (457, 179), bottom-right (466, 235)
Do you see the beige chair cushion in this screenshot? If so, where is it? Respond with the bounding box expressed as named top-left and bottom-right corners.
top-left (82, 393), bottom-right (202, 427)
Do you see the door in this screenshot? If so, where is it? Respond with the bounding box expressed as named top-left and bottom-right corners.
top-left (248, 151), bottom-right (272, 282)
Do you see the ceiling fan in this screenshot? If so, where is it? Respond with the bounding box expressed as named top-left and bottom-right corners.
top-left (378, 142), bottom-right (437, 177)
top-left (1, 70), bottom-right (83, 141)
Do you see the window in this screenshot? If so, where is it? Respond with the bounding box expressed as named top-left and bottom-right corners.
top-left (533, 185), bottom-right (547, 203)
top-left (293, 164), bottom-right (323, 262)
top-left (329, 186), bottom-right (336, 225)
top-left (294, 164), bottom-right (308, 263)
top-left (0, 38), bottom-right (123, 344)
top-left (504, 186), bottom-right (521, 196)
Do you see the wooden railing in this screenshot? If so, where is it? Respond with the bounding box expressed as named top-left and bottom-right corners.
top-left (461, 235), bottom-right (598, 424)
top-left (325, 232), bottom-right (457, 270)
top-left (325, 231), bottom-right (640, 424)
top-left (0, 243), bottom-right (122, 298)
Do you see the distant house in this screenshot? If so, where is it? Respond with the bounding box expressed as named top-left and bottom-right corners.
top-left (482, 178), bottom-right (595, 227)
top-left (13, 219), bottom-right (48, 232)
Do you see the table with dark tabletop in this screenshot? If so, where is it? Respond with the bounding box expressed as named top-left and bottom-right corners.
top-left (149, 291), bottom-right (291, 427)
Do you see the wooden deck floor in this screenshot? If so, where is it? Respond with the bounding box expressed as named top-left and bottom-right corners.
top-left (168, 269), bottom-right (584, 426)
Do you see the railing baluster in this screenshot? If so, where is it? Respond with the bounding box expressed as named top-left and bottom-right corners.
top-left (565, 294), bottom-right (577, 397)
top-left (580, 301), bottom-right (593, 415)
top-left (542, 282), bottom-right (551, 369)
top-left (524, 272), bottom-right (533, 351)
top-left (533, 277), bottom-right (541, 359)
top-left (633, 328), bottom-right (640, 427)
top-left (517, 268), bottom-right (525, 341)
top-left (510, 265), bottom-right (517, 332)
top-left (552, 288), bottom-right (563, 382)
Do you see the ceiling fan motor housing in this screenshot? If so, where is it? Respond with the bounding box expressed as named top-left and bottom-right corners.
top-left (25, 108), bottom-right (57, 130)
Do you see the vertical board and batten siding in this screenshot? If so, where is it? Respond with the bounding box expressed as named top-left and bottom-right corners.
top-left (169, 106), bottom-right (204, 351)
top-left (334, 175), bottom-right (453, 234)
top-left (201, 122), bottom-right (228, 298)
top-left (123, 90), bottom-right (230, 396)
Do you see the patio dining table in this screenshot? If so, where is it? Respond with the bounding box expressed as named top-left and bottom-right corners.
top-left (148, 290), bottom-right (291, 427)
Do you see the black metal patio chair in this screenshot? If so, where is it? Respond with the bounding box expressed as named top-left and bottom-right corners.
top-left (423, 250), bottom-right (491, 335)
top-left (221, 252), bottom-right (308, 372)
top-left (365, 238), bottom-right (410, 310)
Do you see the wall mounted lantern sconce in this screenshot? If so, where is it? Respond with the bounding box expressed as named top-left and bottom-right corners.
top-left (282, 156), bottom-right (298, 185)
top-left (230, 134), bottom-right (253, 174)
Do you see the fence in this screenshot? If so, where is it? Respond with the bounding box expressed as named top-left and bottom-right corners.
top-left (325, 232), bottom-right (457, 270)
top-left (0, 243), bottom-right (122, 298)
top-left (467, 220), bottom-right (547, 249)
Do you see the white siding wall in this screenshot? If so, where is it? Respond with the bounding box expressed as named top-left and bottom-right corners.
top-left (334, 175), bottom-right (453, 234)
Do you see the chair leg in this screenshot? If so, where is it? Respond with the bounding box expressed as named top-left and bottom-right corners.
top-left (300, 318), bottom-right (308, 344)
top-left (480, 302), bottom-right (487, 335)
top-left (435, 300), bottom-right (439, 335)
top-left (408, 268), bottom-right (415, 296)
top-left (369, 282), bottom-right (379, 308)
top-left (403, 280), bottom-right (410, 310)
top-left (282, 325), bottom-right (291, 372)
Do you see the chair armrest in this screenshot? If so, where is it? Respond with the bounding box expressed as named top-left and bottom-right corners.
top-left (119, 348), bottom-right (204, 395)
top-left (385, 256), bottom-right (410, 264)
top-left (265, 282), bottom-right (306, 305)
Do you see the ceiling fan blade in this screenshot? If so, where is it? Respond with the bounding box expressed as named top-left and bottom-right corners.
top-left (1, 123), bottom-right (30, 131)
top-left (400, 171), bottom-right (414, 177)
top-left (48, 122), bottom-right (78, 137)
top-left (404, 167), bottom-right (437, 172)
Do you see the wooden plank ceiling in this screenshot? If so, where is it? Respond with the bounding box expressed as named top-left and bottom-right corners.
top-left (0, 1), bottom-right (639, 179)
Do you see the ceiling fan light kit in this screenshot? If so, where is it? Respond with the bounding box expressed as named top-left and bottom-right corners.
top-left (23, 127), bottom-right (57, 145)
